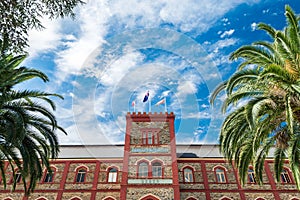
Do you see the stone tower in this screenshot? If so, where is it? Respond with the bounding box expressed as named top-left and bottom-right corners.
top-left (120, 112), bottom-right (180, 200)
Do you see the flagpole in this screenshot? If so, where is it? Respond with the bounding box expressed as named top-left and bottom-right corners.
top-left (149, 96), bottom-right (151, 113)
top-left (164, 97), bottom-right (167, 113)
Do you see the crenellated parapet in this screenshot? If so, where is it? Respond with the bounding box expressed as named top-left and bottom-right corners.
top-left (126, 112), bottom-right (174, 122)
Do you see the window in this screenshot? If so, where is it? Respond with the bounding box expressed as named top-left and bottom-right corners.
top-left (152, 162), bottom-right (162, 177)
top-left (215, 167), bottom-right (226, 183)
top-left (43, 168), bottom-right (55, 183)
top-left (183, 167), bottom-right (194, 183)
top-left (76, 168), bottom-right (87, 183)
top-left (248, 168), bottom-right (256, 183)
top-left (10, 170), bottom-right (22, 184)
top-left (281, 169), bottom-right (291, 183)
top-left (138, 162), bottom-right (149, 177)
top-left (141, 129), bottom-right (158, 145)
top-left (108, 167), bottom-right (118, 182)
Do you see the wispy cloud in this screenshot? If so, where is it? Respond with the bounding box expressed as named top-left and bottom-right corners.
top-left (220, 29), bottom-right (235, 38)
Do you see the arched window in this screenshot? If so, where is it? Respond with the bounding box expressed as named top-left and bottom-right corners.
top-left (219, 197), bottom-right (232, 200)
top-left (281, 168), bottom-right (291, 183)
top-left (140, 195), bottom-right (160, 200)
top-left (183, 167), bottom-right (194, 183)
top-left (138, 162), bottom-right (149, 177)
top-left (152, 162), bottom-right (162, 177)
top-left (43, 167), bottom-right (56, 183)
top-left (75, 168), bottom-right (87, 183)
top-left (108, 167), bottom-right (118, 182)
top-left (255, 198), bottom-right (266, 200)
top-left (248, 168), bottom-right (256, 183)
top-left (214, 167), bottom-right (226, 183)
top-left (10, 170), bottom-right (21, 184)
top-left (36, 198), bottom-right (48, 200)
top-left (69, 198), bottom-right (82, 200)
top-left (186, 198), bottom-right (197, 200)
top-left (102, 197), bottom-right (116, 200)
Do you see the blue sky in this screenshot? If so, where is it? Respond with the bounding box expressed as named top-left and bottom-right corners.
top-left (21, 0), bottom-right (300, 145)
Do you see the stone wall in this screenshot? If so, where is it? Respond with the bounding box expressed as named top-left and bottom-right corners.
top-left (244, 192), bottom-right (275, 200)
top-left (180, 192), bottom-right (206, 199)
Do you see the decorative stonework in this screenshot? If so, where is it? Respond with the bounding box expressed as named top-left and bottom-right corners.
top-left (180, 192), bottom-right (206, 199)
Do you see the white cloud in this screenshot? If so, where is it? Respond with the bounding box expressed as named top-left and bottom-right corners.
top-left (176, 81), bottom-right (197, 99)
top-left (24, 0), bottom-right (263, 145)
top-left (251, 22), bottom-right (257, 31)
top-left (27, 0), bottom-right (260, 82)
top-left (26, 18), bottom-right (62, 57)
top-left (220, 29), bottom-right (235, 38)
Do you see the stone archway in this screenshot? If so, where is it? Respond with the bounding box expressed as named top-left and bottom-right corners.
top-left (140, 194), bottom-right (161, 200)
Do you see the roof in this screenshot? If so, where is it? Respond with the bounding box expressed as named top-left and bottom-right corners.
top-left (58, 144), bottom-right (224, 159)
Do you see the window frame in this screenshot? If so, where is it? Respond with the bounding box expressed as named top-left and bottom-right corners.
top-left (151, 161), bottom-right (163, 178)
top-left (141, 129), bottom-right (159, 145)
top-left (9, 170), bottom-right (22, 184)
top-left (183, 166), bottom-right (194, 183)
top-left (137, 161), bottom-right (149, 178)
top-left (107, 167), bottom-right (118, 183)
top-left (281, 168), bottom-right (292, 184)
top-left (214, 166), bottom-right (227, 183)
top-left (247, 167), bottom-right (256, 184)
top-left (42, 167), bottom-right (56, 183)
top-left (75, 167), bottom-right (87, 183)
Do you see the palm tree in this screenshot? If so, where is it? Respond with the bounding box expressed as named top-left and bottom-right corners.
top-left (0, 38), bottom-right (66, 195)
top-left (210, 5), bottom-right (300, 189)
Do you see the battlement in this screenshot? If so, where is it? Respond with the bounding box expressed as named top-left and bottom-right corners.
top-left (126, 112), bottom-right (175, 121)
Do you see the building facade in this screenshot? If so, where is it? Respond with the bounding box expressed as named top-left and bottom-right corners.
top-left (1, 112), bottom-right (300, 200)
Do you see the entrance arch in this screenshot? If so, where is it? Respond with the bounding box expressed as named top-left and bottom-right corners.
top-left (140, 194), bottom-right (161, 200)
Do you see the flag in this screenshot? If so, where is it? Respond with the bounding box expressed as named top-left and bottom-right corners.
top-left (132, 101), bottom-right (136, 112)
top-left (155, 99), bottom-right (165, 106)
top-left (142, 91), bottom-right (149, 102)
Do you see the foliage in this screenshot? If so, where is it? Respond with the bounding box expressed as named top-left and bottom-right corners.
top-left (210, 5), bottom-right (300, 189)
top-left (0, 38), bottom-right (66, 195)
top-left (0, 0), bottom-right (84, 53)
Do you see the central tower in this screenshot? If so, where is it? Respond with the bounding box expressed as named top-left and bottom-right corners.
top-left (120, 112), bottom-right (180, 200)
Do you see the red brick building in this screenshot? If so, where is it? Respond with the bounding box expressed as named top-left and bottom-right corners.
top-left (1, 112), bottom-right (300, 200)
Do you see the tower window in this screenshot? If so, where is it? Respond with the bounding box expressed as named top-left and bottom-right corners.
top-left (141, 129), bottom-right (159, 145)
